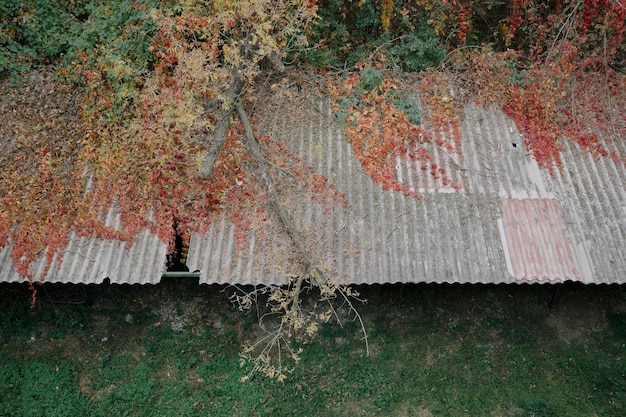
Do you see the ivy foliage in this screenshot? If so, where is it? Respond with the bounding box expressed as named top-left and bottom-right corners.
top-left (302, 0), bottom-right (446, 71)
top-left (336, 67), bottom-right (421, 126)
top-left (0, 0), bottom-right (88, 81)
top-left (329, 61), bottom-right (462, 198)
top-left (60, 0), bottom-right (167, 107)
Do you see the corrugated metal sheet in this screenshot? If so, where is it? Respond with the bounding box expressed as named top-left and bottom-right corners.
top-left (187, 97), bottom-right (626, 286)
top-left (2, 89), bottom-right (624, 286)
top-left (0, 207), bottom-right (167, 284)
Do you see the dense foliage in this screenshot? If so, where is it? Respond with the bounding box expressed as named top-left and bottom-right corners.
top-left (0, 0), bottom-right (89, 81)
top-left (303, 0), bottom-right (447, 70)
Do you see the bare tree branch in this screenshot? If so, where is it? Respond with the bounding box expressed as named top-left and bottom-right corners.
top-left (230, 99), bottom-right (368, 381)
top-left (235, 100), bottom-right (308, 267)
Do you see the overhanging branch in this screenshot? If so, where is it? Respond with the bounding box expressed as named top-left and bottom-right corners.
top-left (234, 100), bottom-right (309, 269)
top-left (199, 77), bottom-right (245, 180)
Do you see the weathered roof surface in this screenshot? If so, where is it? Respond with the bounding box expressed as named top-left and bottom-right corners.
top-left (460, 103), bottom-right (621, 284)
top-left (2, 89), bottom-right (625, 286)
top-left (0, 207), bottom-right (167, 284)
top-left (186, 97), bottom-right (626, 286)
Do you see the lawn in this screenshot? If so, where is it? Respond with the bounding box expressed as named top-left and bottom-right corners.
top-left (1, 281), bottom-right (624, 416)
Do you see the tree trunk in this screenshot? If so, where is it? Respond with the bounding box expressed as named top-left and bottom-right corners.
top-left (198, 77), bottom-right (245, 180)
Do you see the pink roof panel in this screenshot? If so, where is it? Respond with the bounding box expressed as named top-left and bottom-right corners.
top-left (499, 198), bottom-right (580, 282)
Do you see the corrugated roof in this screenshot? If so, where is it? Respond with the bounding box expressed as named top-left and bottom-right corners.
top-left (0, 207), bottom-right (167, 284)
top-left (2, 89), bottom-right (625, 286)
top-left (186, 97), bottom-right (626, 285)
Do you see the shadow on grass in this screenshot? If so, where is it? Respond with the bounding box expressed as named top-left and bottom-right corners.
top-left (1, 281), bottom-right (625, 416)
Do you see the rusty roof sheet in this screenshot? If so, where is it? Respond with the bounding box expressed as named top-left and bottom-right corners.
top-left (2, 91), bottom-right (625, 286)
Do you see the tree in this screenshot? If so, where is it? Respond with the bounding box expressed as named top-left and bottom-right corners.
top-left (1, 0), bottom-right (368, 380)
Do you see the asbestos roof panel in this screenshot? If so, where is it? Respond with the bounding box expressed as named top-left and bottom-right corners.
top-left (2, 89), bottom-right (625, 286)
top-left (187, 96), bottom-right (626, 286)
top-left (0, 207), bottom-right (167, 284)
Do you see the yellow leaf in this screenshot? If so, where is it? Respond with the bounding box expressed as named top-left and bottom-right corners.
top-left (305, 322), bottom-right (319, 336)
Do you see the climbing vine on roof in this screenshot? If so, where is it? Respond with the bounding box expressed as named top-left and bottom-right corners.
top-left (447, 0), bottom-right (626, 173)
top-left (328, 58), bottom-right (463, 196)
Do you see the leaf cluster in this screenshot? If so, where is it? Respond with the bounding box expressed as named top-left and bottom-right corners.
top-left (336, 66), bottom-right (421, 125)
top-left (59, 0), bottom-right (171, 118)
top-left (453, 41), bottom-right (625, 173)
top-left (302, 0), bottom-right (446, 71)
top-left (330, 62), bottom-right (460, 196)
top-left (0, 0), bottom-right (88, 82)
top-left (421, 0), bottom-right (625, 70)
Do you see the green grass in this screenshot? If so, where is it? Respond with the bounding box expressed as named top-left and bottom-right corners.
top-left (1, 283), bottom-right (625, 416)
